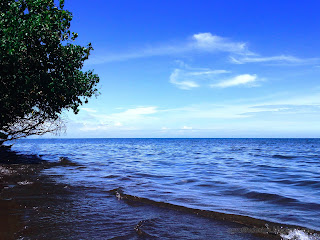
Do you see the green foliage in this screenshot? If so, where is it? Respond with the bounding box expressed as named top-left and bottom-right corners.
top-left (0, 0), bottom-right (99, 141)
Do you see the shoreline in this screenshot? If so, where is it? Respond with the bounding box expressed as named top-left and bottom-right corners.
top-left (0, 147), bottom-right (46, 239)
top-left (1, 147), bottom-right (319, 239)
top-left (112, 188), bottom-right (320, 239)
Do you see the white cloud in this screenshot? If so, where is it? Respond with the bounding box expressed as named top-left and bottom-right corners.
top-left (169, 62), bottom-right (259, 90)
top-left (87, 32), bottom-right (250, 64)
top-left (210, 74), bottom-right (257, 88)
top-left (94, 106), bottom-right (158, 125)
top-left (188, 70), bottom-right (230, 76)
top-left (79, 124), bottom-right (136, 132)
top-left (164, 104), bottom-right (250, 120)
top-left (88, 45), bottom-right (188, 64)
top-left (169, 69), bottom-right (199, 90)
top-left (169, 67), bottom-right (229, 90)
top-left (119, 106), bottom-right (157, 116)
top-left (80, 107), bottom-right (97, 113)
top-left (230, 55), bottom-right (319, 65)
top-left (65, 91), bottom-right (320, 137)
top-left (69, 106), bottom-right (159, 132)
top-left (114, 122), bottom-right (123, 127)
top-left (86, 32), bottom-right (319, 68)
top-left (155, 93), bottom-right (320, 124)
top-left (192, 33), bottom-right (249, 54)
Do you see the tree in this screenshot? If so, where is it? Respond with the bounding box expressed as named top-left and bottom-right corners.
top-left (0, 0), bottom-right (99, 144)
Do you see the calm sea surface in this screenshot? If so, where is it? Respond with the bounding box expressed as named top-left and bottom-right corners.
top-left (9, 138), bottom-right (320, 239)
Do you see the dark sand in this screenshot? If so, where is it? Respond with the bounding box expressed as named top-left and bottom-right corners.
top-left (0, 147), bottom-right (46, 239)
top-left (0, 199), bottom-right (21, 240)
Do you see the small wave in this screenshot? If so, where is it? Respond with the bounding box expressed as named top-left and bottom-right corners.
top-left (76, 166), bottom-right (87, 170)
top-left (119, 176), bottom-right (131, 181)
top-left (145, 153), bottom-right (156, 156)
top-left (244, 191), bottom-right (299, 205)
top-left (134, 219), bottom-right (157, 238)
top-left (271, 179), bottom-right (297, 185)
top-left (103, 175), bottom-right (119, 179)
top-left (281, 229), bottom-right (320, 240)
top-left (196, 180), bottom-right (228, 187)
top-left (57, 157), bottom-right (80, 166)
top-left (294, 180), bottom-right (320, 188)
top-left (196, 183), bottom-right (215, 187)
top-left (175, 178), bottom-right (198, 185)
top-left (257, 164), bottom-right (285, 170)
top-left (136, 173), bottom-right (170, 179)
top-left (272, 154), bottom-right (297, 159)
top-left (230, 147), bottom-right (247, 152)
top-left (109, 188), bottom-right (320, 239)
top-left (223, 188), bottom-right (320, 210)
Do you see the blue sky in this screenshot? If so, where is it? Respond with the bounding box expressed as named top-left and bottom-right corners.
top-left (60, 0), bottom-right (320, 138)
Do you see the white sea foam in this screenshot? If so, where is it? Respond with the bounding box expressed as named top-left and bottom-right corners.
top-left (281, 229), bottom-right (320, 240)
top-left (116, 191), bottom-right (123, 200)
top-left (0, 166), bottom-right (13, 175)
top-left (17, 180), bottom-right (33, 185)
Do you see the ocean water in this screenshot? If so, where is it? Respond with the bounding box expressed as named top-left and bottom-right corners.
top-left (7, 138), bottom-right (320, 239)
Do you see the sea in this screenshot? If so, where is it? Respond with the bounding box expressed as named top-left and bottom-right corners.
top-left (3, 138), bottom-right (320, 239)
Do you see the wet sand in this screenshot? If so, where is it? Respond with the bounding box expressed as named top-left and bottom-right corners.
top-left (0, 199), bottom-right (21, 240)
top-left (0, 147), bottom-right (47, 239)
top-left (1, 147), bottom-right (318, 239)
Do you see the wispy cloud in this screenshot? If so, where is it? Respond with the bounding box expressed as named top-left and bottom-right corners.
top-left (169, 64), bottom-right (230, 90)
top-left (169, 69), bottom-right (200, 90)
top-left (169, 61), bottom-right (230, 90)
top-left (87, 32), bottom-right (319, 68)
top-left (65, 91), bottom-right (320, 137)
top-left (95, 106), bottom-right (158, 124)
top-left (88, 32), bottom-right (249, 64)
top-left (187, 69), bottom-right (230, 76)
top-left (116, 106), bottom-right (158, 116)
top-left (88, 46), bottom-right (188, 64)
top-left (210, 74), bottom-right (258, 88)
top-left (192, 33), bottom-right (249, 54)
top-left (230, 55), bottom-right (320, 65)
top-left (68, 106), bottom-right (160, 132)
top-left (80, 107), bottom-right (97, 113)
top-left (159, 92), bottom-right (320, 122)
top-left (169, 62), bottom-right (259, 90)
